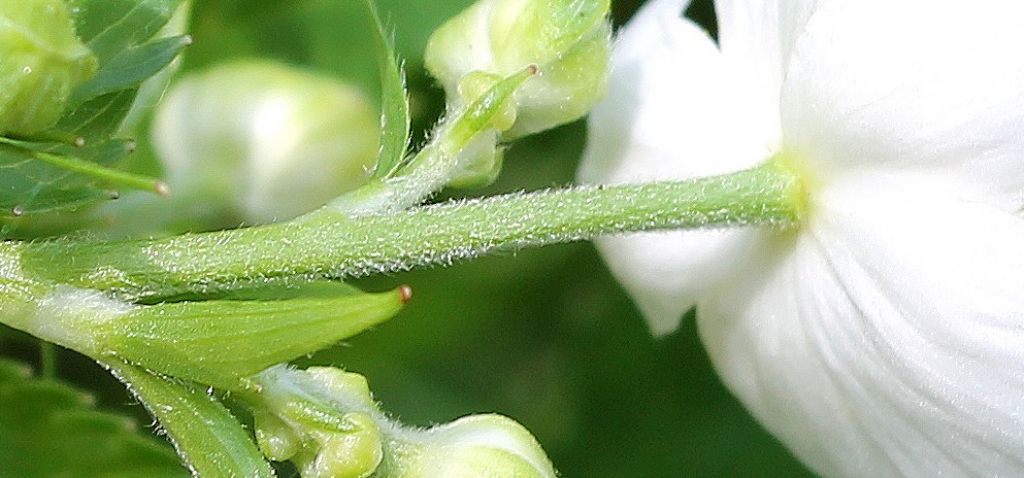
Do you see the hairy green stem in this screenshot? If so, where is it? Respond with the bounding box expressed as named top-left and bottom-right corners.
top-left (320, 67), bottom-right (534, 216)
top-left (14, 162), bottom-right (802, 301)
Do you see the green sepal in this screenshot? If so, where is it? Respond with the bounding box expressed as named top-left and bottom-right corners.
top-left (252, 366), bottom-right (386, 477)
top-left (101, 287), bottom-right (409, 390)
top-left (324, 66), bottom-right (536, 214)
top-left (105, 360), bottom-right (276, 478)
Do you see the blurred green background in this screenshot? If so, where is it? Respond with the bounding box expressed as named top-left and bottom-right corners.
top-left (0, 0), bottom-right (815, 476)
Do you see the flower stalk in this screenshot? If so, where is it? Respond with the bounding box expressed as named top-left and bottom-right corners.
top-left (12, 161), bottom-right (803, 302)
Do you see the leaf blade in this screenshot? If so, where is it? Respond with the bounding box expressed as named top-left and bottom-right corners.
top-left (71, 35), bottom-right (192, 107)
top-left (365, 0), bottom-right (411, 180)
top-left (0, 358), bottom-right (187, 478)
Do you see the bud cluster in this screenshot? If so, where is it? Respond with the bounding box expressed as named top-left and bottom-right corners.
top-left (250, 366), bottom-right (558, 478)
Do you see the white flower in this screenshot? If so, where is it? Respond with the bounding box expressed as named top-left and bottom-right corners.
top-left (578, 0), bottom-right (1024, 476)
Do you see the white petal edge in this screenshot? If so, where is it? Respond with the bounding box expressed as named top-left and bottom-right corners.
top-left (698, 175), bottom-right (1024, 477)
top-left (781, 0), bottom-right (1024, 211)
top-left (579, 0), bottom-right (774, 334)
top-left (714, 0), bottom-right (822, 150)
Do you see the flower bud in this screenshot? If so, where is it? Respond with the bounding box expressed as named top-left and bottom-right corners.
top-left (0, 0), bottom-right (99, 135)
top-left (152, 60), bottom-right (378, 224)
top-left (298, 412), bottom-right (383, 478)
top-left (425, 0), bottom-right (611, 139)
top-left (251, 366), bottom-right (557, 478)
top-left (395, 414), bottom-right (557, 478)
top-left (253, 366), bottom-right (386, 477)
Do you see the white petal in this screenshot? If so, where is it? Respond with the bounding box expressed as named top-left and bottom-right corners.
top-left (714, 0), bottom-right (822, 148)
top-left (781, 0), bottom-right (1024, 211)
top-left (579, 0), bottom-right (774, 334)
top-left (698, 176), bottom-right (1024, 477)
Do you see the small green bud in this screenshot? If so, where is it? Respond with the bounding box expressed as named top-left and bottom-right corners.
top-left (0, 0), bottom-right (98, 135)
top-left (251, 366), bottom-right (556, 478)
top-left (254, 408), bottom-right (302, 461)
top-left (446, 132), bottom-right (505, 189)
top-left (425, 0), bottom-right (611, 139)
top-left (152, 60), bottom-right (379, 224)
top-left (299, 412), bottom-right (383, 478)
top-left (253, 366), bottom-right (387, 477)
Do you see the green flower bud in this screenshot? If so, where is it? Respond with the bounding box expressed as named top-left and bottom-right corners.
top-left (251, 366), bottom-right (556, 478)
top-left (152, 60), bottom-right (378, 224)
top-left (254, 408), bottom-right (302, 461)
top-left (446, 132), bottom-right (505, 189)
top-left (299, 412), bottom-right (383, 478)
top-left (0, 0), bottom-right (98, 135)
top-left (253, 366), bottom-right (386, 478)
top-left (425, 0), bottom-right (611, 139)
top-left (392, 414), bottom-right (557, 478)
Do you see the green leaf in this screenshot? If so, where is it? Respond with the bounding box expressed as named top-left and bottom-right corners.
top-left (0, 358), bottom-right (187, 478)
top-left (105, 360), bottom-right (276, 478)
top-left (69, 0), bottom-right (184, 63)
top-left (365, 0), bottom-right (411, 180)
top-left (102, 287), bottom-right (410, 391)
top-left (58, 89), bottom-right (138, 139)
top-left (0, 0), bottom-right (189, 224)
top-left (71, 35), bottom-right (192, 107)
top-left (0, 138), bottom-right (137, 219)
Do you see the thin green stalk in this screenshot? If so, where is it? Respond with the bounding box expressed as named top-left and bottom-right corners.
top-left (40, 342), bottom-right (57, 379)
top-left (17, 162), bottom-right (803, 301)
top-left (321, 66), bottom-right (535, 216)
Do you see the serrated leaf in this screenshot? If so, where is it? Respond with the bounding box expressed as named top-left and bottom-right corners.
top-left (58, 89), bottom-right (138, 139)
top-left (106, 361), bottom-right (276, 478)
top-left (0, 1), bottom-right (189, 223)
top-left (0, 358), bottom-right (187, 478)
top-left (69, 0), bottom-right (184, 63)
top-left (364, 0), bottom-right (411, 180)
top-left (71, 35), bottom-right (192, 107)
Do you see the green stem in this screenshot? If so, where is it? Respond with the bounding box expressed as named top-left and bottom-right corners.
top-left (16, 162), bottom-right (803, 301)
top-left (40, 342), bottom-right (57, 379)
top-left (319, 66), bottom-right (534, 216)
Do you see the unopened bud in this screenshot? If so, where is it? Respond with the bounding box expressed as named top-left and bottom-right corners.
top-left (252, 366), bottom-right (557, 478)
top-left (425, 0), bottom-right (611, 139)
top-left (0, 0), bottom-right (98, 135)
top-left (395, 414), bottom-right (557, 478)
top-left (152, 60), bottom-right (378, 224)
